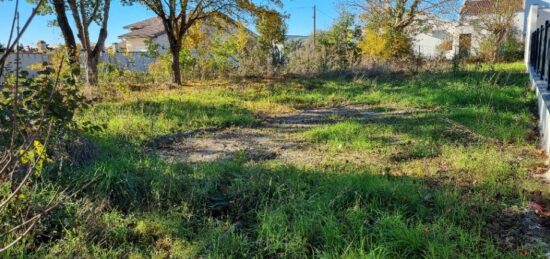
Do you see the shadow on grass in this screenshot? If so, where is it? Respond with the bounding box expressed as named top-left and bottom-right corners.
top-left (41, 152), bottom-right (537, 258)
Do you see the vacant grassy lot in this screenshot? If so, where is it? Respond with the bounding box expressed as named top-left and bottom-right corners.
top-left (9, 63), bottom-right (550, 257)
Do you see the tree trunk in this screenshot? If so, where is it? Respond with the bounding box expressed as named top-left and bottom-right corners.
top-left (170, 46), bottom-right (182, 85)
top-left (493, 30), bottom-right (508, 63)
top-left (84, 51), bottom-right (99, 86)
top-left (52, 0), bottom-right (78, 65)
top-left (66, 0), bottom-right (110, 86)
top-left (267, 49), bottom-right (274, 78)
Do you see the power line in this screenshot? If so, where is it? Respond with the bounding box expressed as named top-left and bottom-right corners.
top-left (317, 9), bottom-right (334, 20)
top-left (285, 6), bottom-right (312, 10)
top-left (313, 5), bottom-right (316, 48)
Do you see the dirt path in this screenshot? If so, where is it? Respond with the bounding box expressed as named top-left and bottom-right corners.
top-left (154, 105), bottom-right (414, 164)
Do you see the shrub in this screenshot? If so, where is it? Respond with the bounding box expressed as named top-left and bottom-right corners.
top-left (284, 39), bottom-right (327, 75)
top-left (284, 13), bottom-right (361, 75)
top-left (148, 53), bottom-right (186, 84)
top-left (359, 28), bottom-right (389, 61)
top-left (477, 30), bottom-right (524, 62)
top-left (359, 27), bottom-right (413, 61)
top-left (0, 53), bottom-right (100, 253)
top-left (499, 34), bottom-right (524, 62)
top-left (147, 23), bottom-right (256, 80)
top-left (478, 37), bottom-right (498, 62)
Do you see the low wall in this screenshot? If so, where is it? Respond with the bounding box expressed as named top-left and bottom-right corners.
top-left (529, 67), bottom-right (550, 155)
top-left (0, 51), bottom-right (157, 82)
top-left (1, 53), bottom-right (52, 79)
top-left (99, 52), bottom-right (156, 71)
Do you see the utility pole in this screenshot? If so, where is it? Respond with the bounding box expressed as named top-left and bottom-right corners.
top-left (11, 7), bottom-right (20, 148)
top-left (313, 5), bottom-right (316, 49)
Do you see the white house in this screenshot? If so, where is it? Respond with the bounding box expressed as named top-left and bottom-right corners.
top-left (119, 17), bottom-right (259, 53)
top-left (412, 18), bottom-right (456, 58)
top-left (119, 17), bottom-right (170, 52)
top-left (451, 0), bottom-right (547, 57)
top-left (389, 0), bottom-right (550, 59)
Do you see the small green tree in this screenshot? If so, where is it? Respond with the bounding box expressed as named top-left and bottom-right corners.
top-left (143, 40), bottom-right (161, 59)
top-left (123, 0), bottom-right (283, 85)
top-left (317, 13), bottom-right (361, 70)
top-left (348, 0), bottom-right (458, 60)
top-left (284, 13), bottom-right (361, 74)
top-left (471, 0), bottom-right (523, 61)
top-left (256, 10), bottom-right (287, 74)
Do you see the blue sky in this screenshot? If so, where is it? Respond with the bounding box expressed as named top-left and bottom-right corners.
top-left (0, 0), bottom-right (339, 46)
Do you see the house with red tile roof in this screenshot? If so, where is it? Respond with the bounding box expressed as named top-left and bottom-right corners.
top-left (118, 17), bottom-right (262, 53)
top-left (453, 0), bottom-right (543, 56)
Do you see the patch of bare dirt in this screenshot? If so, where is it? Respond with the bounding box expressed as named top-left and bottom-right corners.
top-left (489, 205), bottom-right (550, 257)
top-left (153, 105), bottom-right (418, 164)
top-left (157, 127), bottom-right (297, 163)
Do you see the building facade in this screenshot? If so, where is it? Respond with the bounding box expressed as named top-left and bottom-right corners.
top-left (118, 17), bottom-right (170, 53)
top-left (452, 0), bottom-right (547, 57)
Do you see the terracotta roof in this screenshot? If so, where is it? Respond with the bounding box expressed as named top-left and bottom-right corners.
top-left (119, 16), bottom-right (259, 40)
top-left (119, 17), bottom-right (165, 39)
top-left (460, 0), bottom-right (523, 15)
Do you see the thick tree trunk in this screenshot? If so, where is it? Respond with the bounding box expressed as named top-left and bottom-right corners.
top-left (52, 0), bottom-right (78, 65)
top-left (170, 46), bottom-right (182, 85)
top-left (84, 51), bottom-right (99, 86)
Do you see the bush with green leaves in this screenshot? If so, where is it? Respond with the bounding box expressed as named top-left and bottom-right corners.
top-left (0, 64), bottom-right (91, 147)
top-left (477, 29), bottom-right (524, 62)
top-left (316, 14), bottom-right (361, 70)
top-left (284, 14), bottom-right (361, 75)
top-left (499, 34), bottom-right (524, 62)
top-left (0, 52), bottom-right (103, 253)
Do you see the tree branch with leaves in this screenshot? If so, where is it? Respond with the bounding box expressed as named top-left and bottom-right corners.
top-left (345, 0), bottom-right (458, 60)
top-left (469, 0), bottom-right (522, 61)
top-left (29, 0), bottom-right (111, 85)
top-left (123, 0), bottom-right (283, 85)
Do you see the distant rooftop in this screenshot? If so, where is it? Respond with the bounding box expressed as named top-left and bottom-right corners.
top-left (120, 17), bottom-right (308, 44)
top-left (460, 0), bottom-right (522, 15)
top-left (119, 17), bottom-right (165, 39)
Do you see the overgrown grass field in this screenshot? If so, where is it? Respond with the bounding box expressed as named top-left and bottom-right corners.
top-left (7, 63), bottom-right (550, 257)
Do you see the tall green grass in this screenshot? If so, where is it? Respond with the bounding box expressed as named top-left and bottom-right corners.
top-left (7, 63), bottom-right (549, 257)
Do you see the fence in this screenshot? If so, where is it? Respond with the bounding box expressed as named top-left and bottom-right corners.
top-left (0, 51), bottom-right (157, 82)
top-left (530, 20), bottom-right (550, 83)
top-left (527, 17), bottom-right (550, 157)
